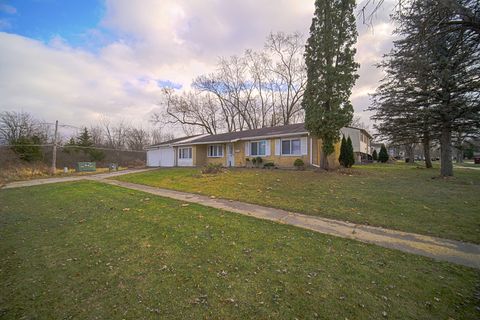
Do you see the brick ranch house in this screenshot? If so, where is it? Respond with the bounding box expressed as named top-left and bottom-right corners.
top-left (146, 123), bottom-right (372, 168)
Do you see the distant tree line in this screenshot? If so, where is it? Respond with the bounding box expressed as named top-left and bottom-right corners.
top-left (0, 111), bottom-right (173, 163)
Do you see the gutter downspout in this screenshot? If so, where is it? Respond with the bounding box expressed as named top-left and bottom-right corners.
top-left (309, 134), bottom-right (320, 167)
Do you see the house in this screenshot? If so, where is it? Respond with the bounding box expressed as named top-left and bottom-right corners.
top-left (340, 127), bottom-right (373, 163)
top-left (146, 123), bottom-right (343, 168)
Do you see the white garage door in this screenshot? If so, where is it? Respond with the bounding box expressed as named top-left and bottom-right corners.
top-left (147, 147), bottom-right (175, 167)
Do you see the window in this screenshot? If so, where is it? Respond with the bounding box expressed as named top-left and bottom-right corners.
top-left (208, 145), bottom-right (223, 157)
top-left (179, 147), bottom-right (192, 159)
top-left (250, 140), bottom-right (266, 156)
top-left (281, 139), bottom-right (301, 155)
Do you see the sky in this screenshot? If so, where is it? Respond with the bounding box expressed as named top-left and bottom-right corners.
top-left (0, 0), bottom-right (396, 133)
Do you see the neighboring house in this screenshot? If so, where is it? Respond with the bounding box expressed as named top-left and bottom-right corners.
top-left (340, 127), bottom-right (373, 163)
top-left (146, 123), bottom-right (342, 169)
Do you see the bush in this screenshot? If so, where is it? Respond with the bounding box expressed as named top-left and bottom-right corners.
top-left (255, 157), bottom-right (263, 167)
top-left (263, 162), bottom-right (275, 169)
top-left (293, 158), bottom-right (305, 170)
top-left (201, 163), bottom-right (223, 174)
top-left (372, 149), bottom-right (378, 161)
top-left (11, 136), bottom-right (43, 162)
top-left (379, 144), bottom-right (389, 163)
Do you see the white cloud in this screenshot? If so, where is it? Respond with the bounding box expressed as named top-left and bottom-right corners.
top-left (0, 0), bottom-right (396, 132)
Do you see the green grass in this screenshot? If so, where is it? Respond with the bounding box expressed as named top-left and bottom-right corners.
top-left (455, 162), bottom-right (480, 168)
top-left (0, 181), bottom-right (478, 319)
top-left (114, 163), bottom-right (480, 243)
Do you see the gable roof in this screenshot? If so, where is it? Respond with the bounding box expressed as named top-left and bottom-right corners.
top-left (178, 123), bottom-right (308, 145)
top-left (147, 123), bottom-right (373, 148)
top-left (146, 134), bottom-right (205, 149)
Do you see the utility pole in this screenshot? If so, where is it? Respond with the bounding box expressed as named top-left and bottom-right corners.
top-left (51, 120), bottom-right (58, 175)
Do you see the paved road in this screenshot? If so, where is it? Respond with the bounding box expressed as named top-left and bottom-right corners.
top-left (3, 170), bottom-right (480, 269)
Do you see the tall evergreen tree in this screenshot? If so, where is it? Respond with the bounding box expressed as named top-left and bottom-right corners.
top-left (379, 144), bottom-right (389, 163)
top-left (338, 135), bottom-right (348, 166)
top-left (369, 0), bottom-right (480, 176)
top-left (346, 136), bottom-right (355, 167)
top-left (372, 149), bottom-right (378, 161)
top-left (302, 0), bottom-right (359, 169)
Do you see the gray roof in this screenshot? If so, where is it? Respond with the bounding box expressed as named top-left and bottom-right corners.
top-left (148, 134), bottom-right (203, 148)
top-left (147, 122), bottom-right (374, 148)
top-left (187, 123), bottom-right (308, 144)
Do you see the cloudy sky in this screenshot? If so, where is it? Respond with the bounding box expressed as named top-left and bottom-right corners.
top-left (0, 0), bottom-right (396, 133)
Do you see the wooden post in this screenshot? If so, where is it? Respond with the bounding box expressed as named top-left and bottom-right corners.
top-left (51, 120), bottom-right (58, 175)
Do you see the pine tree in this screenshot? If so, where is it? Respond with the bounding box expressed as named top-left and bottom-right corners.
top-left (369, 0), bottom-right (480, 176)
top-left (379, 144), bottom-right (389, 163)
top-left (65, 128), bottom-right (105, 162)
top-left (346, 136), bottom-right (355, 167)
top-left (302, 0), bottom-right (359, 170)
top-left (372, 149), bottom-right (378, 161)
top-left (11, 136), bottom-right (43, 162)
top-left (338, 135), bottom-right (347, 167)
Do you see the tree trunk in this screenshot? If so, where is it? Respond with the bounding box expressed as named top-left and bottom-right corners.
top-left (406, 144), bottom-right (415, 164)
top-left (440, 124), bottom-right (453, 177)
top-left (322, 150), bottom-right (329, 170)
top-left (422, 135), bottom-right (432, 168)
top-left (455, 148), bottom-right (464, 163)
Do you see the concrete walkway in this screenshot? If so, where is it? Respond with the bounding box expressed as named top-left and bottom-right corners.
top-left (1, 168), bottom-right (155, 189)
top-left (2, 172), bottom-right (480, 269)
top-left (101, 179), bottom-right (480, 269)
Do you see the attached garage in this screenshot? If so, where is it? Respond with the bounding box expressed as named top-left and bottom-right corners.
top-left (146, 135), bottom-right (206, 167)
top-left (146, 146), bottom-right (175, 167)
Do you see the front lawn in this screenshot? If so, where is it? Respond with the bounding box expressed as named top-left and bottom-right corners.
top-left (114, 163), bottom-right (480, 243)
top-left (0, 181), bottom-right (478, 319)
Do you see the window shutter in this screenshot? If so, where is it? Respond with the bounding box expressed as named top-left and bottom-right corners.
top-left (301, 137), bottom-right (308, 155)
top-left (275, 139), bottom-right (281, 156)
top-left (245, 142), bottom-right (250, 156)
top-left (266, 140), bottom-right (271, 156)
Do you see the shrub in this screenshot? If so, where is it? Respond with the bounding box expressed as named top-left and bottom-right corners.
top-left (11, 136), bottom-right (43, 162)
top-left (293, 158), bottom-right (305, 170)
top-left (201, 163), bottom-right (223, 174)
top-left (379, 144), bottom-right (389, 163)
top-left (263, 162), bottom-right (275, 169)
top-left (372, 149), bottom-right (378, 161)
top-left (252, 158), bottom-right (257, 165)
top-left (255, 157), bottom-right (263, 167)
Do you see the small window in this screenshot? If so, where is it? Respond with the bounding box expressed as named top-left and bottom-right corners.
top-left (281, 139), bottom-right (301, 155)
top-left (208, 145), bottom-right (223, 157)
top-left (179, 147), bottom-right (192, 159)
top-left (250, 140), bottom-right (266, 156)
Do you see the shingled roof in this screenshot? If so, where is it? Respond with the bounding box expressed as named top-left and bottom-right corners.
top-left (147, 134), bottom-right (204, 149)
top-left (179, 123), bottom-right (308, 144)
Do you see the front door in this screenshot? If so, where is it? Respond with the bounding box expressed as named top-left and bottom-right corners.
top-left (227, 143), bottom-right (235, 167)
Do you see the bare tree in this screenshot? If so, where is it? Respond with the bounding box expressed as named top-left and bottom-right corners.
top-left (126, 127), bottom-right (150, 150)
top-left (153, 88), bottom-right (221, 134)
top-left (350, 116), bottom-right (370, 130)
top-left (100, 116), bottom-right (129, 150)
top-left (0, 111), bottom-right (43, 144)
top-left (149, 128), bottom-right (175, 145)
top-left (265, 32), bottom-right (307, 125)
